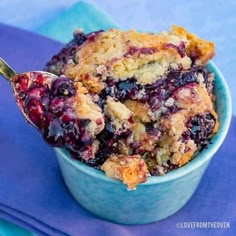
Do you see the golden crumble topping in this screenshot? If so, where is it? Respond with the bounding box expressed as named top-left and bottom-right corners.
top-left (45, 25), bottom-right (219, 189)
top-left (63, 26), bottom-right (214, 93)
top-left (101, 154), bottom-right (149, 190)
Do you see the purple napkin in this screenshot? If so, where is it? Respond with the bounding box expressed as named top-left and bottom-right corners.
top-left (0, 23), bottom-right (235, 236)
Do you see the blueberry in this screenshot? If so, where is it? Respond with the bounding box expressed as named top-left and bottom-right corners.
top-left (172, 69), bottom-right (198, 88)
top-left (49, 97), bottom-right (65, 115)
top-left (73, 32), bottom-right (88, 46)
top-left (51, 77), bottom-right (76, 98)
top-left (13, 74), bottom-right (29, 93)
top-left (184, 113), bottom-right (216, 145)
top-left (70, 148), bottom-right (108, 169)
top-left (164, 42), bottom-right (186, 58)
top-left (116, 79), bottom-right (139, 100)
top-left (40, 113), bottom-right (64, 146)
top-left (24, 98), bottom-right (44, 127)
top-left (27, 86), bottom-right (48, 99)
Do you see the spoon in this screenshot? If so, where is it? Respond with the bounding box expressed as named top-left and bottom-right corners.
top-left (0, 57), bottom-right (58, 81)
top-left (0, 57), bottom-right (57, 128)
top-left (0, 57), bottom-right (104, 155)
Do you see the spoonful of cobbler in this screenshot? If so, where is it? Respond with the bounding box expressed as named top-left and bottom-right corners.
top-left (0, 57), bottom-right (105, 160)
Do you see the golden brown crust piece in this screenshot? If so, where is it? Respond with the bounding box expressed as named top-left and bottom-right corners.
top-left (170, 25), bottom-right (215, 65)
top-left (101, 154), bottom-right (149, 190)
top-left (65, 26), bottom-right (215, 94)
top-left (124, 100), bottom-right (151, 122)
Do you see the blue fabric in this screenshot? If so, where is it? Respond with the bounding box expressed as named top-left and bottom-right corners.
top-left (0, 0), bottom-right (78, 30)
top-left (0, 219), bottom-right (34, 236)
top-left (36, 1), bottom-right (117, 43)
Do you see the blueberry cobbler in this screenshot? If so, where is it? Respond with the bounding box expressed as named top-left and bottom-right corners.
top-left (13, 26), bottom-right (219, 189)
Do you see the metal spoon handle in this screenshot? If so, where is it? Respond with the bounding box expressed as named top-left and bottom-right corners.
top-left (0, 57), bottom-right (16, 81)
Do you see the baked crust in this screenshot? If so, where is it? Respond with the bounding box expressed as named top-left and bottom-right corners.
top-left (101, 154), bottom-right (149, 190)
top-left (170, 25), bottom-right (215, 65)
top-left (45, 26), bottom-right (219, 188)
top-left (61, 26), bottom-right (215, 93)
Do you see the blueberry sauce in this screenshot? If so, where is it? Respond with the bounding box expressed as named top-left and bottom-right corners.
top-left (125, 46), bottom-right (158, 57)
top-left (163, 41), bottom-right (186, 58)
top-left (95, 66), bottom-right (215, 171)
top-left (71, 118), bottom-right (120, 168)
top-left (12, 73), bottom-right (94, 153)
top-left (149, 160), bottom-right (178, 176)
top-left (183, 112), bottom-right (216, 145)
top-left (13, 63), bottom-right (215, 171)
top-left (44, 31), bottom-right (88, 75)
top-left (100, 66), bottom-right (207, 115)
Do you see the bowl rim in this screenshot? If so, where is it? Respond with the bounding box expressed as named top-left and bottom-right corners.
top-left (54, 60), bottom-right (232, 186)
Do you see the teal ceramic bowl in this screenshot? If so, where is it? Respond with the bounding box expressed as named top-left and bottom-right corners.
top-left (54, 61), bottom-right (232, 224)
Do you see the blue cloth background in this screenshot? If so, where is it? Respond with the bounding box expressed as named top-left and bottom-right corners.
top-left (0, 1), bottom-right (235, 235)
